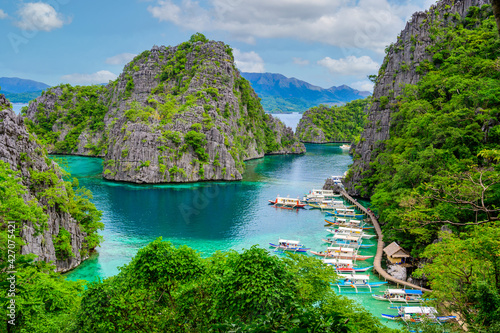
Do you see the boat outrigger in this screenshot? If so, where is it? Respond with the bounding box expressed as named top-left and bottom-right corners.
top-left (324, 218), bottom-right (374, 230)
top-left (334, 273), bottom-right (388, 293)
top-left (308, 200), bottom-right (346, 210)
top-left (326, 208), bottom-right (364, 219)
top-left (323, 258), bottom-right (373, 273)
top-left (269, 239), bottom-right (310, 252)
top-left (302, 189), bottom-right (340, 203)
top-left (381, 306), bottom-right (456, 324)
top-left (310, 247), bottom-right (373, 261)
top-left (322, 235), bottom-right (374, 249)
top-left (326, 227), bottom-right (376, 239)
top-left (372, 289), bottom-right (424, 303)
top-left (268, 196), bottom-right (306, 209)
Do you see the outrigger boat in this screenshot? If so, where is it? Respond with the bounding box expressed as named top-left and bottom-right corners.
top-left (269, 239), bottom-right (310, 252)
top-left (324, 218), bottom-right (374, 230)
top-left (302, 189), bottom-right (341, 203)
top-left (322, 235), bottom-right (374, 249)
top-left (334, 273), bottom-right (388, 293)
top-left (372, 289), bottom-right (423, 303)
top-left (381, 306), bottom-right (456, 324)
top-left (326, 208), bottom-right (364, 219)
top-left (310, 247), bottom-right (373, 261)
top-left (268, 196), bottom-right (306, 209)
top-left (308, 200), bottom-right (346, 210)
top-left (340, 144), bottom-right (351, 150)
top-left (326, 227), bottom-right (376, 239)
top-left (323, 258), bottom-right (373, 272)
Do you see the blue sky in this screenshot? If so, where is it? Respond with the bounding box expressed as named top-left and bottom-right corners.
top-left (0, 0), bottom-right (435, 92)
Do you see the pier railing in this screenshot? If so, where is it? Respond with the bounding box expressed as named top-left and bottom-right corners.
top-left (340, 190), bottom-right (432, 292)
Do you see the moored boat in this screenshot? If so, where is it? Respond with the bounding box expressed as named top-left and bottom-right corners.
top-left (268, 196), bottom-right (306, 208)
top-left (339, 144), bottom-right (351, 150)
top-left (326, 227), bottom-right (376, 239)
top-left (381, 306), bottom-right (456, 324)
top-left (334, 273), bottom-right (388, 292)
top-left (323, 258), bottom-right (373, 272)
top-left (324, 218), bottom-right (374, 230)
top-left (269, 239), bottom-right (310, 252)
top-left (326, 208), bottom-right (364, 219)
top-left (372, 289), bottom-right (423, 303)
top-left (310, 247), bottom-right (373, 261)
top-left (302, 189), bottom-right (340, 202)
top-left (322, 235), bottom-right (374, 249)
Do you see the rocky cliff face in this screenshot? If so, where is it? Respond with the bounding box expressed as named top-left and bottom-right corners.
top-left (1, 95), bottom-right (101, 272)
top-left (344, 0), bottom-right (488, 196)
top-left (25, 36), bottom-right (305, 183)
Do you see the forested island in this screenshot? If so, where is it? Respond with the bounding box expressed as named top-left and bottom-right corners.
top-left (24, 34), bottom-right (304, 184)
top-left (295, 98), bottom-right (369, 143)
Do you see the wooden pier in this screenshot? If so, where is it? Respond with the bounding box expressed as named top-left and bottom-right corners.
top-left (340, 190), bottom-right (432, 292)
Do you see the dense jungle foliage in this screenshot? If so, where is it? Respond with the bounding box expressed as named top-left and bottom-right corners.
top-left (296, 98), bottom-right (369, 143)
top-left (348, 5), bottom-right (500, 331)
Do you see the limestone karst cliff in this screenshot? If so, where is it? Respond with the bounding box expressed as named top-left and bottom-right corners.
top-left (25, 35), bottom-right (305, 184)
top-left (344, 0), bottom-right (489, 196)
top-left (1, 95), bottom-right (102, 272)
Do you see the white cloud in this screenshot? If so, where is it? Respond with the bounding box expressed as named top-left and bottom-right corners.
top-left (318, 55), bottom-right (379, 76)
top-left (15, 2), bottom-right (70, 32)
top-left (0, 9), bottom-right (8, 19)
top-left (61, 70), bottom-right (118, 85)
top-left (147, 0), bottom-right (431, 53)
top-left (292, 57), bottom-right (309, 66)
top-left (351, 80), bottom-right (375, 92)
top-left (106, 53), bottom-right (137, 65)
top-left (233, 49), bottom-right (265, 73)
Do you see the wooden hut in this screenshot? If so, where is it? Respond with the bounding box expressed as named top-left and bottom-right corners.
top-left (383, 242), bottom-right (410, 264)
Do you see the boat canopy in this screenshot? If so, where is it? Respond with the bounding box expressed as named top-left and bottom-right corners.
top-left (278, 239), bottom-right (300, 245)
top-left (404, 290), bottom-right (424, 295)
top-left (338, 227), bottom-right (362, 233)
top-left (403, 307), bottom-right (437, 315)
top-left (333, 235), bottom-right (361, 241)
top-left (338, 274), bottom-right (370, 281)
top-left (323, 259), bottom-right (353, 265)
top-left (327, 247), bottom-right (354, 252)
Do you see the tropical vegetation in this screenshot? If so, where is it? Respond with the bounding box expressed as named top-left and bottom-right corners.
top-left (346, 4), bottom-right (500, 331)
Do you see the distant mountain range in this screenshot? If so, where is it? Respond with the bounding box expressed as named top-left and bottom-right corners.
top-left (0, 74), bottom-right (370, 110)
top-left (241, 72), bottom-right (371, 113)
top-left (0, 77), bottom-right (51, 103)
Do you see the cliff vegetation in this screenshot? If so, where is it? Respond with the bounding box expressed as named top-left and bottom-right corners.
top-left (295, 98), bottom-right (370, 143)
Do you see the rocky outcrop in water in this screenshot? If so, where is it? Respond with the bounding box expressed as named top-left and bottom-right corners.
top-left (25, 35), bottom-right (305, 183)
top-left (344, 0), bottom-right (488, 196)
top-left (1, 95), bottom-right (101, 272)
top-left (295, 98), bottom-right (369, 143)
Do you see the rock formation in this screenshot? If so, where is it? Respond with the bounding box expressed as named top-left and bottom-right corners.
top-left (295, 98), bottom-right (369, 143)
top-left (344, 0), bottom-right (488, 196)
top-left (1, 94), bottom-right (102, 272)
top-left (25, 35), bottom-right (305, 183)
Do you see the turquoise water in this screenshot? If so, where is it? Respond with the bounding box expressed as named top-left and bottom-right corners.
top-left (60, 144), bottom-right (401, 329)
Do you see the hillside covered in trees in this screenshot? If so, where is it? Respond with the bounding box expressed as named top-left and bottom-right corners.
top-left (295, 98), bottom-right (369, 143)
top-left (343, 2), bottom-right (500, 330)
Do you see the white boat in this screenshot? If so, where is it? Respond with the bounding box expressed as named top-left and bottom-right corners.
top-left (322, 234), bottom-right (374, 249)
top-left (303, 189), bottom-right (340, 202)
top-left (326, 227), bottom-right (376, 239)
top-left (308, 200), bottom-right (346, 210)
top-left (323, 259), bottom-right (373, 273)
top-left (340, 144), bottom-right (351, 150)
top-left (326, 208), bottom-right (364, 219)
top-left (334, 273), bottom-right (388, 292)
top-left (268, 196), bottom-right (306, 209)
top-left (269, 239), bottom-right (310, 252)
top-left (310, 247), bottom-right (373, 261)
top-left (382, 306), bottom-right (456, 324)
top-left (372, 289), bottom-right (423, 303)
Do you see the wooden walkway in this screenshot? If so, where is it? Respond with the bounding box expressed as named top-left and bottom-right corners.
top-left (340, 190), bottom-right (432, 292)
